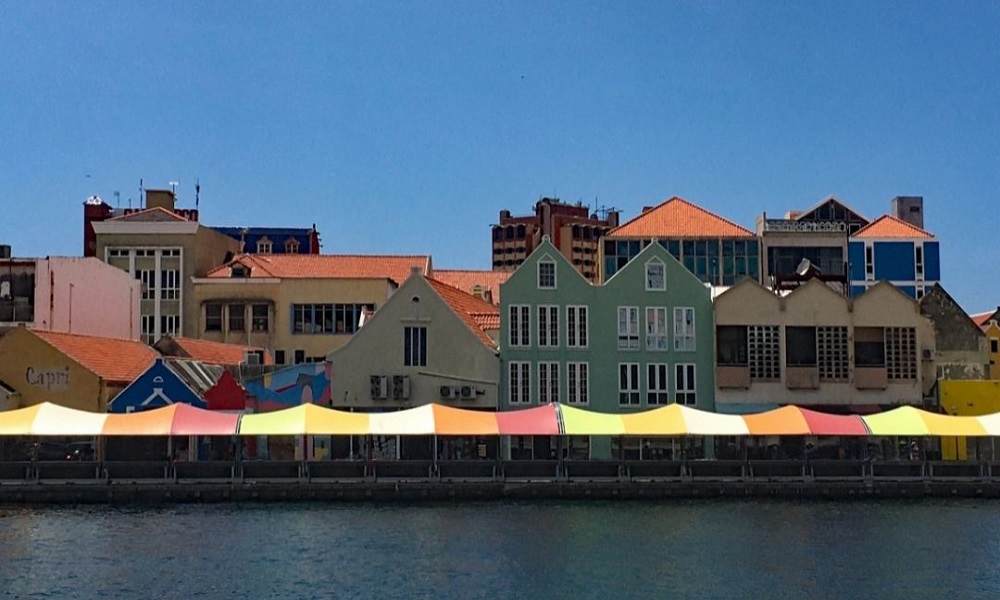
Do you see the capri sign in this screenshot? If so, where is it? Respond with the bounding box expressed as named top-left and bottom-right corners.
top-left (25, 366), bottom-right (71, 391)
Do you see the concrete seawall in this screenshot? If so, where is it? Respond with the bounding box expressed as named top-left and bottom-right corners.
top-left (4, 479), bottom-right (1000, 504)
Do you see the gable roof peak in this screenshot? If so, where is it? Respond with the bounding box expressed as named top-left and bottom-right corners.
top-left (607, 196), bottom-right (753, 239)
top-left (853, 214), bottom-right (934, 239)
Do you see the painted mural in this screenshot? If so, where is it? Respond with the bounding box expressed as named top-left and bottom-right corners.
top-left (244, 362), bottom-right (331, 412)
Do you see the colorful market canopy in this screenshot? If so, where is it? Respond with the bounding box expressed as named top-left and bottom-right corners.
top-left (1, 401), bottom-right (999, 438)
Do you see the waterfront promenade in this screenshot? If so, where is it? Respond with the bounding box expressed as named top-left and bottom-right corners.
top-left (4, 458), bottom-right (1000, 503)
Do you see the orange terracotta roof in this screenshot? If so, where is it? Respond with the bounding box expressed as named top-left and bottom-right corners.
top-left (33, 331), bottom-right (159, 384)
top-left (852, 215), bottom-right (934, 239)
top-left (426, 278), bottom-right (500, 348)
top-left (606, 197), bottom-right (753, 238)
top-left (971, 311), bottom-right (997, 328)
top-left (206, 254), bottom-right (432, 284)
top-left (163, 336), bottom-right (271, 367)
top-left (434, 270), bottom-right (510, 304)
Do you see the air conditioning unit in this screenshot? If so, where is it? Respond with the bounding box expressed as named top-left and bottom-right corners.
top-left (370, 375), bottom-right (388, 399)
top-left (921, 348), bottom-right (936, 362)
top-left (440, 385), bottom-right (457, 399)
top-left (460, 385), bottom-right (475, 400)
top-left (392, 375), bottom-right (410, 400)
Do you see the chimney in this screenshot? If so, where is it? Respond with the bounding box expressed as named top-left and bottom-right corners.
top-left (892, 196), bottom-right (924, 230)
top-left (607, 210), bottom-right (620, 228)
top-left (145, 189), bottom-right (177, 213)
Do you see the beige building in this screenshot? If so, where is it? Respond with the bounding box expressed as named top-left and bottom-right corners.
top-left (93, 192), bottom-right (239, 343)
top-left (714, 278), bottom-right (935, 411)
top-left (0, 327), bottom-right (158, 412)
top-left (191, 253), bottom-right (432, 366)
top-left (327, 271), bottom-right (500, 411)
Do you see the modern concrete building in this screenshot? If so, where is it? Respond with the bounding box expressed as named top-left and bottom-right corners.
top-left (714, 279), bottom-right (935, 412)
top-left (92, 191), bottom-right (239, 344)
top-left (756, 196), bottom-right (866, 294)
top-left (191, 253), bottom-right (432, 365)
top-left (0, 248), bottom-right (141, 341)
top-left (492, 198), bottom-right (620, 283)
top-left (600, 197), bottom-right (759, 286)
top-left (500, 238), bottom-right (714, 459)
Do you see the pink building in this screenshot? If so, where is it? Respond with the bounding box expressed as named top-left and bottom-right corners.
top-left (0, 246), bottom-right (141, 341)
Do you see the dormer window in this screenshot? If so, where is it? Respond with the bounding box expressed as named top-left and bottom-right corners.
top-left (645, 260), bottom-right (666, 291)
top-left (231, 264), bottom-right (250, 278)
top-left (256, 237), bottom-right (273, 253)
top-left (537, 260), bottom-right (556, 289)
top-left (284, 238), bottom-right (301, 253)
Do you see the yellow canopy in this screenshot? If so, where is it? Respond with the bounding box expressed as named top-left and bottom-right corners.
top-left (560, 404), bottom-right (626, 435)
top-left (239, 404), bottom-right (369, 436)
top-left (862, 406), bottom-right (931, 436)
top-left (620, 405), bottom-right (688, 436)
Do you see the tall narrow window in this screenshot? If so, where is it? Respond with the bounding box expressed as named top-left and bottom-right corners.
top-left (509, 305), bottom-right (530, 347)
top-left (160, 269), bottom-right (180, 300)
top-left (140, 314), bottom-right (155, 344)
top-left (568, 362), bottom-right (589, 404)
top-left (205, 303), bottom-right (223, 331)
top-left (675, 363), bottom-right (697, 405)
top-left (537, 260), bottom-right (556, 289)
top-left (404, 326), bottom-right (427, 366)
top-left (645, 260), bottom-right (665, 291)
top-left (618, 363), bottom-right (640, 405)
top-left (251, 304), bottom-right (270, 332)
top-left (567, 306), bottom-right (588, 348)
top-left (865, 244), bottom-right (874, 279)
top-left (228, 303), bottom-right (246, 332)
top-left (538, 362), bottom-right (559, 403)
top-left (509, 361), bottom-right (531, 404)
top-left (817, 326), bottom-right (849, 380)
top-left (914, 244), bottom-right (924, 280)
top-left (673, 307), bottom-right (696, 351)
top-left (748, 325), bottom-right (781, 380)
top-left (885, 327), bottom-right (917, 380)
top-left (647, 363), bottom-right (670, 405)
top-left (160, 315), bottom-right (180, 337)
top-left (137, 269), bottom-right (155, 300)
top-left (538, 305), bottom-right (559, 348)
top-left (618, 306), bottom-right (639, 350)
top-left (646, 307), bottom-right (668, 350)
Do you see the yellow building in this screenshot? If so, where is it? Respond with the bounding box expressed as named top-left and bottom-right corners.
top-left (191, 254), bottom-right (432, 367)
top-left (939, 379), bottom-right (1000, 460)
top-left (0, 327), bottom-right (158, 412)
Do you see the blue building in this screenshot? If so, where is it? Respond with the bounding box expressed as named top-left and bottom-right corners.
top-left (211, 226), bottom-right (320, 254)
top-left (848, 213), bottom-right (939, 300)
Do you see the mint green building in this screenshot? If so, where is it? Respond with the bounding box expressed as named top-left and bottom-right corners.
top-left (499, 238), bottom-right (715, 459)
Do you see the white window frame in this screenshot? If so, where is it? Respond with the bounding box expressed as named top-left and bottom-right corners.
top-left (675, 363), bottom-right (697, 405)
top-left (865, 243), bottom-right (875, 280)
top-left (618, 306), bottom-right (639, 350)
top-left (618, 362), bottom-right (640, 406)
top-left (508, 304), bottom-right (531, 348)
top-left (537, 305), bottom-right (559, 348)
top-left (509, 361), bottom-right (531, 404)
top-left (538, 361), bottom-right (559, 404)
top-left (256, 238), bottom-right (273, 253)
top-left (160, 269), bottom-right (180, 300)
top-left (537, 259), bottom-right (556, 289)
top-left (673, 307), bottom-right (696, 352)
top-left (645, 260), bottom-right (666, 291)
top-left (137, 269), bottom-right (155, 300)
top-left (645, 307), bottom-right (668, 351)
top-left (567, 305), bottom-right (588, 349)
top-left (160, 314), bottom-right (180, 337)
top-left (568, 362), bottom-right (589, 405)
top-left (140, 314), bottom-right (155, 345)
top-left (914, 243), bottom-right (924, 280)
top-left (647, 363), bottom-right (670, 405)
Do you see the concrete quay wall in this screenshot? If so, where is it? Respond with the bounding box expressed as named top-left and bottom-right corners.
top-left (4, 480), bottom-right (1000, 505)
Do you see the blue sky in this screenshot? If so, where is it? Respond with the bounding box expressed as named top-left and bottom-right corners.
top-left (2, 2), bottom-right (999, 311)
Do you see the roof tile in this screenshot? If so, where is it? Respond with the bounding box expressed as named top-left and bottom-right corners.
top-left (433, 270), bottom-right (510, 304)
top-left (606, 197), bottom-right (753, 238)
top-left (852, 215), bottom-right (934, 239)
top-left (206, 254), bottom-right (431, 284)
top-left (426, 278), bottom-right (500, 348)
top-left (33, 331), bottom-right (159, 384)
top-left (162, 336), bottom-right (271, 367)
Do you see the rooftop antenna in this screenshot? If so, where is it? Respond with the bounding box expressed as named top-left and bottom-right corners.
top-left (113, 190), bottom-right (120, 208)
top-left (139, 178), bottom-right (144, 208)
top-left (169, 180), bottom-right (179, 195)
top-left (195, 179), bottom-right (200, 210)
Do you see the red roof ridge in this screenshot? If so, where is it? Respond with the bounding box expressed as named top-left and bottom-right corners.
top-left (425, 277), bottom-right (499, 348)
top-left (853, 214), bottom-right (934, 239)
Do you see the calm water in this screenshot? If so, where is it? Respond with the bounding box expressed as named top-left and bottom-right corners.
top-left (1, 500), bottom-right (999, 599)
